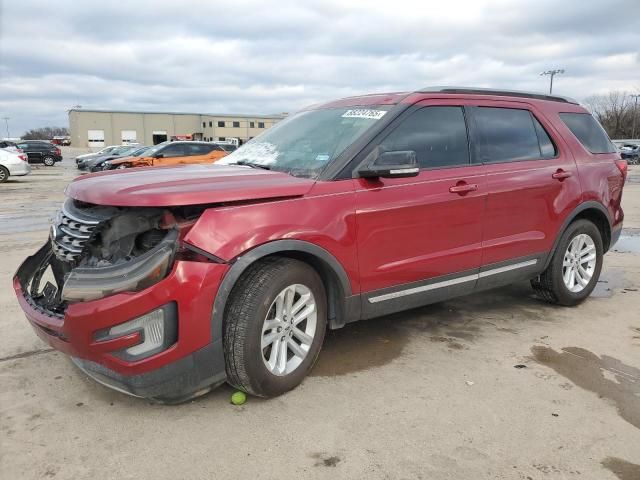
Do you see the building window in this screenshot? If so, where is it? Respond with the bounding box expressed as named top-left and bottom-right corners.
top-left (218, 121), bottom-right (225, 127)
top-left (250, 121), bottom-right (255, 128)
top-left (258, 122), bottom-right (265, 128)
top-left (218, 137), bottom-right (226, 141)
top-left (233, 121), bottom-right (240, 128)
top-left (209, 121), bottom-right (213, 127)
top-left (202, 122), bottom-right (206, 128)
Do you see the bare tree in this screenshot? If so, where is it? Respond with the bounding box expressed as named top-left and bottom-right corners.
top-left (583, 91), bottom-right (640, 139)
top-left (22, 127), bottom-right (69, 140)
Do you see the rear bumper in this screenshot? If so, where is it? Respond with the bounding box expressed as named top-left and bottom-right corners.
top-left (8, 162), bottom-right (31, 176)
top-left (13, 241), bottom-right (230, 402)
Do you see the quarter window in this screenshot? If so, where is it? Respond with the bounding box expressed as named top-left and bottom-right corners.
top-left (559, 112), bottom-right (616, 154)
top-left (377, 106), bottom-right (470, 168)
top-left (474, 107), bottom-right (542, 163)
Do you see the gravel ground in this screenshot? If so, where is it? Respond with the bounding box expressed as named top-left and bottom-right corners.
top-left (1, 150), bottom-right (639, 480)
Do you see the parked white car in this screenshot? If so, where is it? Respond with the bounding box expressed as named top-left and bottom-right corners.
top-left (0, 148), bottom-right (31, 183)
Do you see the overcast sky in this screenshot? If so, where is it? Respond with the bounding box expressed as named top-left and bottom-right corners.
top-left (1, 0), bottom-right (639, 136)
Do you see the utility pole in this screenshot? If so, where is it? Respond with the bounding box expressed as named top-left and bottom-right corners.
top-left (631, 94), bottom-right (640, 140)
top-left (2, 117), bottom-right (9, 139)
top-left (540, 69), bottom-right (565, 94)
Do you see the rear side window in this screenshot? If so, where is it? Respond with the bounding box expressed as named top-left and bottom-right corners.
top-left (559, 112), bottom-right (616, 154)
top-left (474, 107), bottom-right (546, 162)
top-left (378, 106), bottom-right (469, 168)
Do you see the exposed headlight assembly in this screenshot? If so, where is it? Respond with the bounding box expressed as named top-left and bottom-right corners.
top-left (61, 230), bottom-right (178, 302)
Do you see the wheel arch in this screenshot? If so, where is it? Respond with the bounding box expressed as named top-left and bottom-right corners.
top-left (544, 201), bottom-right (612, 269)
top-left (210, 240), bottom-right (360, 345)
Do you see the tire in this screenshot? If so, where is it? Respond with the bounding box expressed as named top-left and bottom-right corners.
top-left (223, 257), bottom-right (327, 397)
top-left (43, 156), bottom-right (55, 166)
top-left (531, 219), bottom-right (603, 306)
top-left (116, 164), bottom-right (128, 170)
top-left (0, 166), bottom-right (9, 183)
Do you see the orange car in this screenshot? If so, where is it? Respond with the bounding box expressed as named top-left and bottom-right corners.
top-left (105, 141), bottom-right (228, 169)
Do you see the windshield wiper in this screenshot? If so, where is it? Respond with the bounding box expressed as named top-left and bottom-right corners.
top-left (230, 160), bottom-right (271, 170)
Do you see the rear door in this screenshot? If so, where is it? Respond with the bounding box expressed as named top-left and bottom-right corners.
top-left (353, 101), bottom-right (486, 317)
top-left (468, 102), bottom-right (581, 288)
top-left (18, 143), bottom-right (41, 163)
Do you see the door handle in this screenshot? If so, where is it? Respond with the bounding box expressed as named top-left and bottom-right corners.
top-left (449, 183), bottom-right (478, 194)
top-left (552, 169), bottom-right (572, 180)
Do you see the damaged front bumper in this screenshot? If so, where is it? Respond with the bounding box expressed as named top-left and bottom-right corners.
top-left (13, 240), bottom-right (230, 403)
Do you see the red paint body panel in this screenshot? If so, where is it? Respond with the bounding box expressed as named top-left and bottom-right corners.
top-left (184, 180), bottom-right (361, 293)
top-left (66, 164), bottom-right (315, 207)
top-left (354, 166), bottom-right (486, 291)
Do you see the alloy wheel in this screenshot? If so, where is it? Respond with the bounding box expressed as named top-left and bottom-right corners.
top-left (261, 284), bottom-right (317, 376)
top-left (562, 233), bottom-right (597, 293)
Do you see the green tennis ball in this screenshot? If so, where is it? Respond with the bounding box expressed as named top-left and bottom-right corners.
top-left (231, 391), bottom-right (247, 405)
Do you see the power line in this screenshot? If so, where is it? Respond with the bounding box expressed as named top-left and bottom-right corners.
top-left (540, 69), bottom-right (565, 94)
top-left (1, 117), bottom-right (9, 139)
top-left (631, 94), bottom-right (640, 140)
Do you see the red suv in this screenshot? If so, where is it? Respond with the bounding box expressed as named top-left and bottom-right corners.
top-left (14, 88), bottom-right (626, 402)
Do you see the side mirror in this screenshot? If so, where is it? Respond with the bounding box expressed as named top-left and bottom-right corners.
top-left (358, 150), bottom-right (419, 179)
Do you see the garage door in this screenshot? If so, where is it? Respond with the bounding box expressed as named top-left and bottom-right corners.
top-left (121, 130), bottom-right (137, 144)
top-left (87, 130), bottom-right (105, 148)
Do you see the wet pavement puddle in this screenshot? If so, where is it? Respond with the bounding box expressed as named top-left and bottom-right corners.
top-left (592, 267), bottom-right (628, 298)
top-left (531, 346), bottom-right (640, 430)
top-left (613, 229), bottom-right (640, 255)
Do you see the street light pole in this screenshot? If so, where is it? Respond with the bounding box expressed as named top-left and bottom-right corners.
top-left (540, 69), bottom-right (565, 94)
top-left (1, 117), bottom-right (9, 139)
top-left (631, 94), bottom-right (640, 140)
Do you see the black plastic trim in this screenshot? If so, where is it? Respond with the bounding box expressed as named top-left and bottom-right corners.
top-left (71, 340), bottom-right (227, 404)
top-left (210, 239), bottom-right (357, 360)
top-left (543, 201), bottom-right (612, 268)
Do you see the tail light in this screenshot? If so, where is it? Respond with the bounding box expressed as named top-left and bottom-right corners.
top-left (55, 147), bottom-right (61, 156)
top-left (18, 154), bottom-right (27, 162)
top-left (615, 159), bottom-right (628, 180)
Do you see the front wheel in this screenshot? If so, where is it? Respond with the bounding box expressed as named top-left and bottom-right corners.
top-left (43, 156), bottom-right (55, 166)
top-left (223, 257), bottom-right (327, 397)
top-left (531, 219), bottom-right (603, 306)
top-left (0, 166), bottom-right (9, 183)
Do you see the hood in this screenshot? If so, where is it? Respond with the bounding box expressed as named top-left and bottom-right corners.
top-left (65, 164), bottom-right (316, 207)
top-left (76, 152), bottom-right (101, 160)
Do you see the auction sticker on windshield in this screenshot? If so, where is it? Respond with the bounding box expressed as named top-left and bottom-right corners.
top-left (341, 109), bottom-right (387, 120)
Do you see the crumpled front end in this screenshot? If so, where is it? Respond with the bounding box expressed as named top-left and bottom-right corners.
top-left (13, 199), bottom-right (229, 402)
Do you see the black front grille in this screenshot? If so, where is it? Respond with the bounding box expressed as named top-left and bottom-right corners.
top-left (50, 200), bottom-right (102, 262)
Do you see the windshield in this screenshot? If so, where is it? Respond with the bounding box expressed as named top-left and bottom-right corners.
top-left (218, 106), bottom-right (391, 178)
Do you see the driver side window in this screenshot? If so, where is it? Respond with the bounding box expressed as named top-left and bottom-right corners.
top-left (378, 106), bottom-right (470, 169)
top-left (160, 144), bottom-right (186, 158)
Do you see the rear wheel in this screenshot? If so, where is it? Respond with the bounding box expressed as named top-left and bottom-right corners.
top-left (223, 257), bottom-right (327, 397)
top-left (43, 156), bottom-right (55, 166)
top-left (0, 166), bottom-right (9, 183)
top-left (116, 164), bottom-right (129, 170)
top-left (531, 219), bottom-right (603, 305)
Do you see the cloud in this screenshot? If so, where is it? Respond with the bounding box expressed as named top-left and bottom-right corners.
top-left (0, 0), bottom-right (638, 135)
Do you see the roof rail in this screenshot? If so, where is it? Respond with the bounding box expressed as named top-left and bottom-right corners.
top-left (417, 86), bottom-right (579, 104)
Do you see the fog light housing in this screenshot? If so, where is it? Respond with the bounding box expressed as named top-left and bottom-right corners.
top-left (95, 303), bottom-right (178, 361)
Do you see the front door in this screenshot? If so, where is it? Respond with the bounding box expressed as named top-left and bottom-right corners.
top-left (468, 102), bottom-right (581, 289)
top-left (354, 103), bottom-right (486, 318)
